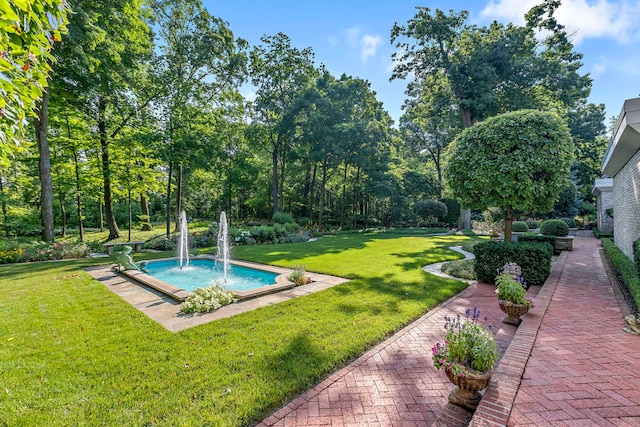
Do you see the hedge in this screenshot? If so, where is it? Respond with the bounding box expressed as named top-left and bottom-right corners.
top-left (602, 238), bottom-right (640, 313)
top-left (474, 241), bottom-right (553, 286)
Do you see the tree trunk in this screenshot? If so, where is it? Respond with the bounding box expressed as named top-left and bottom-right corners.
top-left (271, 149), bottom-right (278, 215)
top-left (166, 161), bottom-right (173, 238)
top-left (127, 184), bottom-right (132, 241)
top-left (140, 193), bottom-right (152, 231)
top-left (318, 158), bottom-right (327, 227)
top-left (58, 191), bottom-right (66, 236)
top-left (0, 176), bottom-right (7, 237)
top-left (504, 207), bottom-right (513, 243)
top-left (340, 164), bottom-right (348, 227)
top-left (308, 164), bottom-right (317, 222)
top-left (34, 90), bottom-right (55, 242)
top-left (98, 97), bottom-right (120, 240)
top-left (68, 116), bottom-right (84, 242)
top-left (458, 209), bottom-right (471, 230)
top-left (99, 196), bottom-right (104, 232)
top-left (175, 164), bottom-right (182, 232)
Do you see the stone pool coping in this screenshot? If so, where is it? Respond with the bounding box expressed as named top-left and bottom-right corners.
top-left (84, 261), bottom-right (350, 332)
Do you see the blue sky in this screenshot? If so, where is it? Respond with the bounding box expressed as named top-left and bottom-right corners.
top-left (203, 0), bottom-right (640, 130)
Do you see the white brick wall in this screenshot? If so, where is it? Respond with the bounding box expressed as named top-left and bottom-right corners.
top-left (597, 190), bottom-right (614, 235)
top-left (613, 148), bottom-right (640, 260)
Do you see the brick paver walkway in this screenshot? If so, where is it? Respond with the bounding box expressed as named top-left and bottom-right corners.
top-left (258, 235), bottom-right (640, 427)
top-left (257, 275), bottom-right (523, 426)
top-left (505, 236), bottom-right (640, 426)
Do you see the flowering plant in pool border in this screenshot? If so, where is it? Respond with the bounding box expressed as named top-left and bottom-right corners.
top-left (180, 282), bottom-right (237, 314)
top-left (432, 308), bottom-right (498, 378)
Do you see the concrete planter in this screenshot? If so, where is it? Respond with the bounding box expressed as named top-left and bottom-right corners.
top-left (553, 235), bottom-right (575, 252)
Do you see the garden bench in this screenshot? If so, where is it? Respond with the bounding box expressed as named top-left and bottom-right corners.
top-left (103, 241), bottom-right (144, 255)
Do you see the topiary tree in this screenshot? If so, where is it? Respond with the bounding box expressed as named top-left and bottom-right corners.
top-left (445, 110), bottom-right (574, 242)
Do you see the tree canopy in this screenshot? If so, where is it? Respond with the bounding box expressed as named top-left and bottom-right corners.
top-left (445, 109), bottom-right (574, 241)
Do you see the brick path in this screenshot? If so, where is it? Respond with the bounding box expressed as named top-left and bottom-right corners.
top-left (257, 235), bottom-right (640, 427)
top-left (257, 271), bottom-right (523, 426)
top-left (504, 236), bottom-right (640, 426)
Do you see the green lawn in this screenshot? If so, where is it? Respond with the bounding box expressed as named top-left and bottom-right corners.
top-left (0, 232), bottom-right (477, 426)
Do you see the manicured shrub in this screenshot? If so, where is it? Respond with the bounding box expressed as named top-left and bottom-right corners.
top-left (414, 199), bottom-right (448, 222)
top-left (518, 235), bottom-right (556, 246)
top-left (512, 221), bottom-right (529, 232)
top-left (602, 238), bottom-right (640, 313)
top-left (526, 220), bottom-right (540, 229)
top-left (474, 241), bottom-right (553, 286)
top-left (540, 219), bottom-right (569, 237)
top-left (272, 212), bottom-right (295, 224)
top-left (634, 239), bottom-right (640, 277)
top-left (559, 217), bottom-right (577, 228)
top-left (441, 198), bottom-right (461, 227)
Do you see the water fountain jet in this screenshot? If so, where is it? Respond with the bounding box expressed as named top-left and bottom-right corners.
top-left (178, 210), bottom-right (189, 269)
top-left (217, 211), bottom-right (230, 281)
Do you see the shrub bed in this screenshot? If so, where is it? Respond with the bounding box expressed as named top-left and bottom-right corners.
top-left (602, 238), bottom-right (640, 313)
top-left (441, 259), bottom-right (475, 280)
top-left (0, 241), bottom-right (91, 264)
top-left (474, 241), bottom-right (553, 286)
top-left (512, 221), bottom-right (529, 232)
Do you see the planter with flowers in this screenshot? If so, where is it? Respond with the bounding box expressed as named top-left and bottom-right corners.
top-left (496, 263), bottom-right (535, 326)
top-left (432, 308), bottom-right (498, 410)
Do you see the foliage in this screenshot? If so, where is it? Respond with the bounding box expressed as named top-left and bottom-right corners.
top-left (179, 282), bottom-right (237, 313)
top-left (526, 220), bottom-right (540, 229)
top-left (634, 239), bottom-right (640, 278)
top-left (441, 259), bottom-right (475, 280)
top-left (432, 308), bottom-right (498, 377)
top-left (0, 240), bottom-right (90, 263)
top-left (474, 241), bottom-right (553, 286)
top-left (286, 265), bottom-right (309, 286)
top-left (517, 235), bottom-right (556, 246)
top-left (540, 219), bottom-right (569, 236)
top-left (445, 109), bottom-right (574, 242)
top-left (495, 268), bottom-right (535, 308)
top-left (511, 221), bottom-right (529, 232)
top-left (0, 0), bottom-right (68, 150)
top-left (602, 238), bottom-right (640, 313)
top-left (0, 233), bottom-right (470, 425)
top-left (442, 198), bottom-right (461, 227)
top-left (413, 199), bottom-right (447, 223)
top-left (559, 217), bottom-right (577, 228)
top-left (272, 212), bottom-right (295, 224)
top-left (552, 181), bottom-right (578, 218)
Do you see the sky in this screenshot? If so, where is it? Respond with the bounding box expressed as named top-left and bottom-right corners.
top-left (202, 0), bottom-right (640, 130)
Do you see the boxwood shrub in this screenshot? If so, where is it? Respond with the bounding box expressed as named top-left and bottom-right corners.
top-left (540, 219), bottom-right (569, 236)
top-left (602, 238), bottom-right (640, 313)
top-left (512, 221), bottom-right (529, 232)
top-left (474, 241), bottom-right (553, 286)
top-left (634, 239), bottom-right (640, 277)
top-left (518, 235), bottom-right (556, 246)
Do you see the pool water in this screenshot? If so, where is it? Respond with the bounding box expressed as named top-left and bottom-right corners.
top-left (142, 259), bottom-right (279, 292)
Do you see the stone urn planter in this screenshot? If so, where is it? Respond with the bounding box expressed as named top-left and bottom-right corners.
top-left (553, 235), bottom-right (575, 252)
top-left (499, 301), bottom-right (530, 326)
top-left (445, 366), bottom-right (493, 410)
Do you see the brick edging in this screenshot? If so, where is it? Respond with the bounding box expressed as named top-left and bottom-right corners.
top-left (468, 251), bottom-right (569, 427)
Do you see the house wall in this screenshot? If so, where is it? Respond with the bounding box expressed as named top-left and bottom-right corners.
top-left (613, 149), bottom-right (640, 259)
top-left (597, 190), bottom-right (614, 235)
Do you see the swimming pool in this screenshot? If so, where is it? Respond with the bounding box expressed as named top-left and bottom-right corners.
top-left (120, 256), bottom-right (295, 301)
top-left (143, 258), bottom-right (279, 292)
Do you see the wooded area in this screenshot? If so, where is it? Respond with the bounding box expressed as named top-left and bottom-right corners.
top-left (1, 0), bottom-right (608, 242)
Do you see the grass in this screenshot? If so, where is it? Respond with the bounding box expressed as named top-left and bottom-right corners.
top-left (0, 231), bottom-right (479, 426)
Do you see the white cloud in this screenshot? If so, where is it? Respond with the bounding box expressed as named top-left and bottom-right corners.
top-left (343, 27), bottom-right (383, 63)
top-left (360, 34), bottom-right (382, 63)
top-left (480, 0), bottom-right (640, 45)
top-left (242, 90), bottom-right (256, 102)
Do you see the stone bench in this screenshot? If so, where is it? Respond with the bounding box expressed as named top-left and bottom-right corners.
top-left (103, 241), bottom-right (145, 255)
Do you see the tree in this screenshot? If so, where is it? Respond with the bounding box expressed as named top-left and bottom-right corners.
top-left (249, 33), bottom-right (317, 215)
top-left (391, 4), bottom-right (591, 228)
top-left (445, 110), bottom-right (574, 242)
top-left (0, 0), bottom-right (68, 151)
top-left (1, 0), bottom-right (69, 242)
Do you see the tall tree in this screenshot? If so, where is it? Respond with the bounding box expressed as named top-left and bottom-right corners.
top-left (391, 4), bottom-right (592, 227)
top-left (150, 0), bottom-right (247, 236)
top-left (249, 32), bottom-right (317, 214)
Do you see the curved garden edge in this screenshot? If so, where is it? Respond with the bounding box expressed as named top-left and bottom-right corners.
top-left (422, 245), bottom-right (476, 284)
